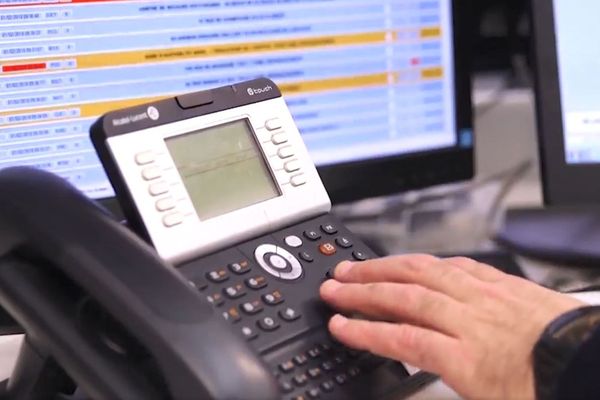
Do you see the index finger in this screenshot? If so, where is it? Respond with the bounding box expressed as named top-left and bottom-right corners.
top-left (333, 255), bottom-right (483, 302)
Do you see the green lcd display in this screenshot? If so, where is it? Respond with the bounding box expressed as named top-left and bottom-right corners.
top-left (166, 119), bottom-right (280, 220)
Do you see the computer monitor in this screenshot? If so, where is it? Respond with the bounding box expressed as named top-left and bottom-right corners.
top-left (0, 0), bottom-right (473, 208)
top-left (495, 0), bottom-right (600, 267)
top-left (532, 0), bottom-right (600, 205)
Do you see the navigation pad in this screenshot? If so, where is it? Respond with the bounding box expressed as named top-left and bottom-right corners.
top-left (255, 244), bottom-right (303, 280)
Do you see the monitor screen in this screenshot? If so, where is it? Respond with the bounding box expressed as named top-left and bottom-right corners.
top-left (0, 0), bottom-right (469, 203)
top-left (553, 0), bottom-right (600, 164)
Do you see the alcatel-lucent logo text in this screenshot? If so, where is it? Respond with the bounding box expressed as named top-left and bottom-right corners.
top-left (247, 85), bottom-right (273, 96)
top-left (112, 106), bottom-right (160, 127)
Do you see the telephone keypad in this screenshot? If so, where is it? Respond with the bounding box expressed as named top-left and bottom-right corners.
top-left (177, 215), bottom-right (410, 400)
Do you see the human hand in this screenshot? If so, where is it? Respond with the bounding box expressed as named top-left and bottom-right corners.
top-left (319, 255), bottom-right (585, 400)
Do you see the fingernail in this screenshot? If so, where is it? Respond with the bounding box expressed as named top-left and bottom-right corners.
top-left (320, 279), bottom-right (343, 297)
top-left (330, 314), bottom-right (349, 330)
top-left (335, 261), bottom-right (354, 278)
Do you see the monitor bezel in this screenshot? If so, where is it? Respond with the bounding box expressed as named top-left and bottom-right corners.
top-left (318, 0), bottom-right (474, 204)
top-left (531, 0), bottom-right (600, 206)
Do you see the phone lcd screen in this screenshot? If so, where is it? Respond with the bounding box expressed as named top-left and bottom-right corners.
top-left (166, 119), bottom-right (280, 220)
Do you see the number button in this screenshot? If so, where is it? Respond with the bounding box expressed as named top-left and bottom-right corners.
top-left (245, 275), bottom-right (267, 290)
top-left (228, 261), bottom-right (251, 275)
top-left (222, 307), bottom-right (241, 323)
top-left (257, 316), bottom-right (280, 332)
top-left (206, 293), bottom-right (224, 307)
top-left (241, 300), bottom-right (263, 315)
top-left (241, 326), bottom-right (258, 341)
top-left (279, 307), bottom-right (301, 322)
top-left (206, 269), bottom-right (229, 283)
top-left (223, 283), bottom-right (246, 299)
top-left (279, 360), bottom-right (295, 373)
top-left (262, 290), bottom-right (284, 305)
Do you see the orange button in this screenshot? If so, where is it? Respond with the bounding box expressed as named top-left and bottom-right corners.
top-left (319, 242), bottom-right (337, 256)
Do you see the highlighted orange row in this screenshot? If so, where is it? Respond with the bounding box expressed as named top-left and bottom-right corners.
top-left (421, 27), bottom-right (442, 38)
top-left (0, 70), bottom-right (444, 128)
top-left (0, 73), bottom-right (392, 126)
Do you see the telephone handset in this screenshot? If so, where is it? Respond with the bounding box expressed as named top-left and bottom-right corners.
top-left (86, 78), bottom-right (428, 399)
top-left (0, 167), bottom-right (279, 400)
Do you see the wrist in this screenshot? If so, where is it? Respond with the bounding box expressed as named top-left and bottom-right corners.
top-left (533, 306), bottom-right (600, 400)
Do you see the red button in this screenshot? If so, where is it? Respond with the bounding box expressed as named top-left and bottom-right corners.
top-left (319, 243), bottom-right (337, 256)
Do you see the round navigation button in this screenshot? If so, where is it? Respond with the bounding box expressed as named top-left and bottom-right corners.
top-left (269, 254), bottom-right (288, 270)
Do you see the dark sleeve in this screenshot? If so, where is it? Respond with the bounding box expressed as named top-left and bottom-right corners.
top-left (555, 325), bottom-right (600, 399)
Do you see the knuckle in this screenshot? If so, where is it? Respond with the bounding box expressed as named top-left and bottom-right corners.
top-left (446, 256), bottom-right (477, 267)
top-left (400, 284), bottom-right (426, 310)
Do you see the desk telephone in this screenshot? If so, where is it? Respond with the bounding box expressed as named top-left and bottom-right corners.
top-left (0, 79), bottom-right (431, 399)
